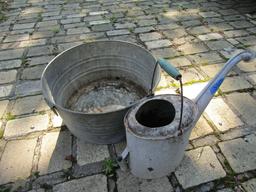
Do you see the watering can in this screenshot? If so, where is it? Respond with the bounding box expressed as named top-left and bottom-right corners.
top-left (118, 50), bottom-right (255, 179)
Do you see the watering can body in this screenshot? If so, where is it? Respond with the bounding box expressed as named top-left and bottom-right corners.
top-left (124, 94), bottom-right (198, 178)
top-left (120, 51), bottom-right (255, 179)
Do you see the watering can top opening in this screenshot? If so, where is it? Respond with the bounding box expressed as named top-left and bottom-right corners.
top-left (41, 40), bottom-right (161, 116)
top-left (124, 94), bottom-right (198, 139)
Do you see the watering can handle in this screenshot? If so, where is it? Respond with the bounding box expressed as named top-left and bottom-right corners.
top-left (158, 59), bottom-right (181, 80)
top-left (157, 59), bottom-right (184, 135)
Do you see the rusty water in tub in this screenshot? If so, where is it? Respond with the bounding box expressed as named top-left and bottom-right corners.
top-left (66, 78), bottom-right (147, 113)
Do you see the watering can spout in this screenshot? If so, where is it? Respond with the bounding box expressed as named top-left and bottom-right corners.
top-left (194, 50), bottom-right (255, 117)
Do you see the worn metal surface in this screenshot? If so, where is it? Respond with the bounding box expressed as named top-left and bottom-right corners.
top-left (124, 94), bottom-right (198, 178)
top-left (67, 78), bottom-right (146, 113)
top-left (41, 41), bottom-right (160, 144)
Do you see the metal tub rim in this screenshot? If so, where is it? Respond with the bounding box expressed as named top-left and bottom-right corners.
top-left (41, 40), bottom-right (159, 116)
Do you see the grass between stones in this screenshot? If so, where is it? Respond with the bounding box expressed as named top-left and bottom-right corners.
top-left (5, 112), bottom-right (15, 121)
top-left (103, 158), bottom-right (118, 176)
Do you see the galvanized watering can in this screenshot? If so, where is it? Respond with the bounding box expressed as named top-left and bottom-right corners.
top-left (118, 50), bottom-right (255, 179)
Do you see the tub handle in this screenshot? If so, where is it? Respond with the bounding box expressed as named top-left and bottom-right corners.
top-left (43, 97), bottom-right (59, 116)
top-left (51, 106), bottom-right (59, 116)
top-left (117, 147), bottom-right (129, 171)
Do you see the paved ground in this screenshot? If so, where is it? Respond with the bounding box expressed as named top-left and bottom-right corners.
top-left (0, 0), bottom-right (256, 191)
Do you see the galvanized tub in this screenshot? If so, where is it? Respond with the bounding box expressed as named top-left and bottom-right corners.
top-left (41, 41), bottom-right (160, 144)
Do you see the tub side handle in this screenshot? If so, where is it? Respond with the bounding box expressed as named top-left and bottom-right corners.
top-left (117, 147), bottom-right (129, 171)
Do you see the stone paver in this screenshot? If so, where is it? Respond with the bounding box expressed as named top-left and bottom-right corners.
top-left (51, 114), bottom-right (63, 128)
top-left (177, 42), bottom-right (209, 55)
top-left (220, 48), bottom-right (244, 59)
top-left (219, 134), bottom-right (256, 173)
top-left (248, 73), bottom-right (256, 85)
top-left (179, 68), bottom-right (204, 83)
top-left (0, 100), bottom-right (9, 118)
top-left (163, 28), bottom-right (187, 39)
top-left (151, 47), bottom-right (180, 59)
top-left (0, 70), bottom-right (17, 84)
top-left (190, 117), bottom-right (213, 140)
top-left (220, 76), bottom-right (253, 92)
top-left (0, 60), bottom-right (22, 70)
top-left (13, 22), bottom-right (35, 30)
top-left (117, 170), bottom-right (173, 192)
top-left (92, 24), bottom-right (113, 32)
top-left (0, 85), bottom-right (13, 98)
top-left (12, 95), bottom-right (49, 115)
top-left (169, 56), bottom-right (191, 67)
top-left (200, 63), bottom-right (236, 78)
top-left (0, 49), bottom-right (24, 61)
top-left (38, 131), bottom-right (72, 175)
top-left (115, 23), bottom-right (136, 29)
top-left (188, 51), bottom-right (225, 65)
top-left (175, 146), bottom-right (226, 189)
top-left (145, 39), bottom-right (172, 50)
top-left (238, 60), bottom-right (256, 72)
top-left (27, 46), bottom-right (54, 57)
top-left (89, 20), bottom-right (110, 26)
top-left (205, 98), bottom-right (243, 132)
top-left (139, 32), bottom-right (162, 42)
top-left (15, 80), bottom-right (41, 96)
top-left (53, 174), bottom-right (107, 192)
top-left (224, 30), bottom-right (249, 38)
top-left (242, 178), bottom-right (256, 192)
top-left (137, 19), bottom-right (157, 27)
top-left (156, 23), bottom-right (180, 30)
top-left (21, 65), bottom-right (46, 80)
top-left (198, 33), bottom-right (223, 41)
top-left (28, 55), bottom-right (54, 66)
top-left (4, 34), bottom-right (29, 43)
top-left (0, 139), bottom-right (6, 159)
top-left (192, 135), bottom-right (220, 148)
top-left (77, 140), bottom-right (109, 166)
top-left (189, 26), bottom-right (211, 35)
top-left (229, 21), bottom-right (254, 29)
top-left (0, 138), bottom-right (37, 185)
top-left (183, 82), bottom-right (208, 100)
top-left (206, 40), bottom-right (233, 50)
top-left (236, 36), bottom-right (256, 46)
top-left (134, 26), bottom-right (155, 33)
top-left (106, 29), bottom-right (130, 36)
top-left (199, 11), bottom-right (220, 18)
top-left (4, 114), bottom-right (49, 138)
top-left (37, 20), bottom-right (58, 28)
top-left (67, 27), bottom-right (90, 35)
top-left (19, 39), bottom-right (47, 48)
top-left (226, 93), bottom-right (256, 126)
top-left (31, 31), bottom-right (55, 39)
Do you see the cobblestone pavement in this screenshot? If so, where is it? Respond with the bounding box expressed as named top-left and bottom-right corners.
top-left (0, 0), bottom-right (256, 191)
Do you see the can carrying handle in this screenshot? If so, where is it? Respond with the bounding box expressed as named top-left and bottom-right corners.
top-left (156, 59), bottom-right (184, 135)
top-left (158, 59), bottom-right (181, 80)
